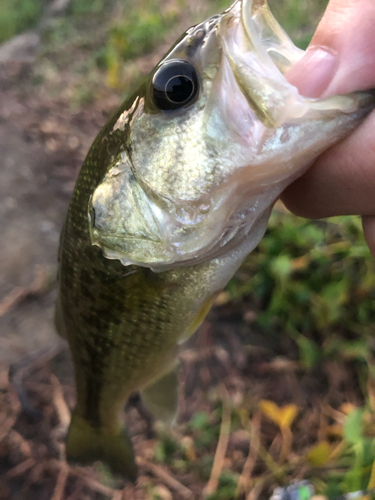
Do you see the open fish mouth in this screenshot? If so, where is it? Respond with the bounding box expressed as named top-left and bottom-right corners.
top-left (220, 0), bottom-right (368, 128)
top-left (90, 0), bottom-right (375, 271)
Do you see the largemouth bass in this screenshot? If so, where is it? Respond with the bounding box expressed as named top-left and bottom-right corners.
top-left (56, 0), bottom-right (375, 481)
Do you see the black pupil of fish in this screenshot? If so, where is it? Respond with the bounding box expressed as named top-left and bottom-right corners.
top-left (165, 75), bottom-right (194, 104)
top-left (152, 60), bottom-right (198, 110)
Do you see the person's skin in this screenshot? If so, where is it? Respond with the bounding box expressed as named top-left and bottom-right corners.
top-left (281, 0), bottom-right (375, 256)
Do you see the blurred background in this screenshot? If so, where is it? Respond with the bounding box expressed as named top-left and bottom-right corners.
top-left (1, 1), bottom-right (375, 499)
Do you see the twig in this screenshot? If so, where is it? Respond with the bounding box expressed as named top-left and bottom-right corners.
top-left (6, 429), bottom-right (32, 458)
top-left (203, 386), bottom-right (232, 497)
top-left (235, 411), bottom-right (262, 498)
top-left (257, 440), bottom-right (287, 479)
top-left (8, 344), bottom-right (64, 420)
top-left (246, 480), bottom-right (265, 500)
top-left (65, 481), bottom-right (84, 500)
top-left (0, 391), bottom-right (21, 442)
top-left (51, 464), bottom-right (69, 500)
top-left (5, 457), bottom-right (35, 478)
top-left (0, 287), bottom-right (30, 317)
top-left (9, 344), bottom-right (64, 380)
top-left (82, 478), bottom-right (115, 497)
top-left (69, 468), bottom-right (115, 497)
top-left (279, 426), bottom-right (293, 463)
top-left (0, 411), bottom-right (18, 441)
top-left (0, 265), bottom-right (50, 317)
top-left (27, 461), bottom-right (45, 484)
top-left (137, 456), bottom-right (194, 499)
top-left (111, 491), bottom-right (123, 500)
top-left (51, 373), bottom-right (71, 429)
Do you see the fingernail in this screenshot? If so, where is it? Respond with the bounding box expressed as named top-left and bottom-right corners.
top-left (286, 46), bottom-right (338, 98)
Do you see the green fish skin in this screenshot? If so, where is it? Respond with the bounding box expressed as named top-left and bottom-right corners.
top-left (56, 0), bottom-right (375, 481)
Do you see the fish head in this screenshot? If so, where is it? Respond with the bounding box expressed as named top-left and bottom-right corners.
top-left (90, 0), bottom-right (374, 270)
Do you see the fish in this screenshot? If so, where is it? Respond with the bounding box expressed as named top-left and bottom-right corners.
top-left (56, 0), bottom-right (375, 482)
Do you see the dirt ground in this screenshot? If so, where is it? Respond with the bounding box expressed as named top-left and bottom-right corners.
top-left (0, 54), bottom-right (112, 366)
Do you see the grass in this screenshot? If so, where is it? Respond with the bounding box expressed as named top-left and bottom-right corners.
top-left (269, 0), bottom-right (328, 49)
top-left (228, 211), bottom-right (375, 342)
top-left (0, 0), bottom-right (44, 43)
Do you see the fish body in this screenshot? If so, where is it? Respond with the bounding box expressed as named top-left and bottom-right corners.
top-left (57, 0), bottom-right (375, 481)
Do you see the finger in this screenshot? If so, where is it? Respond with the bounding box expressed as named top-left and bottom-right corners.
top-left (282, 0), bottom-right (375, 218)
top-left (287, 0), bottom-right (375, 98)
top-left (281, 111), bottom-right (375, 218)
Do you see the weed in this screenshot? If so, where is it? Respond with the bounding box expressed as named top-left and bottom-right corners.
top-left (206, 470), bottom-right (239, 499)
top-left (228, 212), bottom-right (375, 364)
top-left (0, 0), bottom-right (44, 43)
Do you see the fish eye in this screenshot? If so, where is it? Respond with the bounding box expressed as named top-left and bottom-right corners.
top-left (152, 60), bottom-right (198, 111)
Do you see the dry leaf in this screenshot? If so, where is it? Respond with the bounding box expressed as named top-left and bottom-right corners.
top-left (259, 400), bottom-right (299, 429)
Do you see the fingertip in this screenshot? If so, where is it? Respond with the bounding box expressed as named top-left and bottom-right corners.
top-left (286, 46), bottom-right (338, 98)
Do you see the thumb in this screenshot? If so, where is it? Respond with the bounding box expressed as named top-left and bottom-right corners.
top-left (286, 0), bottom-right (375, 97)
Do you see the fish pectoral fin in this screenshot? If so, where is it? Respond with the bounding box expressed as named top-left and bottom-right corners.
top-left (179, 293), bottom-right (217, 344)
top-left (65, 411), bottom-right (137, 482)
top-left (141, 367), bottom-right (179, 425)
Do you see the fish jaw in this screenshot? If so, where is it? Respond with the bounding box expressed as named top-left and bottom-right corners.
top-left (89, 0), bottom-right (375, 271)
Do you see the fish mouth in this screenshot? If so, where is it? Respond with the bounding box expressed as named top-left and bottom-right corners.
top-left (218, 0), bottom-right (371, 128)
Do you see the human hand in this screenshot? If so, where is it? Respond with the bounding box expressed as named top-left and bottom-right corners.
top-left (282, 0), bottom-right (375, 256)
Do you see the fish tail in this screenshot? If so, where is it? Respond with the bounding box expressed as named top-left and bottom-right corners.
top-left (65, 410), bottom-right (137, 482)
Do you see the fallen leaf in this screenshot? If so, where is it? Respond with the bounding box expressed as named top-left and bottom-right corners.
top-left (259, 400), bottom-right (299, 429)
